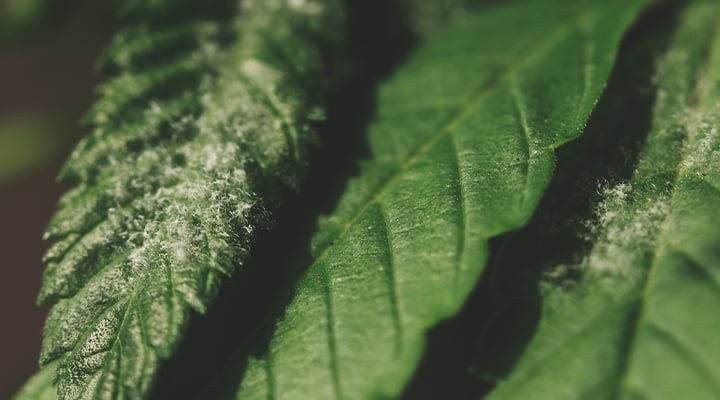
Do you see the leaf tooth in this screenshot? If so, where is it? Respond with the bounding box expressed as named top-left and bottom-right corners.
top-left (40, 266), bottom-right (130, 366)
top-left (46, 141), bottom-right (256, 306)
top-left (61, 94), bottom-right (199, 184)
top-left (98, 21), bottom-right (220, 73)
top-left (39, 223), bottom-right (128, 304)
top-left (44, 233), bottom-right (81, 263)
top-left (39, 300), bottom-right (70, 366)
top-left (49, 147), bottom-right (185, 240)
top-left (46, 183), bottom-right (115, 241)
top-left (88, 53), bottom-right (213, 129)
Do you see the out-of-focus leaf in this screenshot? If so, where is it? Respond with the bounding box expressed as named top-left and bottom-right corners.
top-left (478, 2), bottom-right (720, 398)
top-left (0, 113), bottom-right (74, 186)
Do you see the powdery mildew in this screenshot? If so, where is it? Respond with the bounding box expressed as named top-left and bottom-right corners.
top-left (37, 0), bottom-right (344, 398)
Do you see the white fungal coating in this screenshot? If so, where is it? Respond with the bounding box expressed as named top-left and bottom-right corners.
top-left (38, 0), bottom-right (345, 398)
top-left (545, 16), bottom-right (720, 290)
top-left (581, 183), bottom-right (668, 278)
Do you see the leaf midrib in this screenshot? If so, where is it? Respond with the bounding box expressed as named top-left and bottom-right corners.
top-left (308, 7), bottom-right (600, 282)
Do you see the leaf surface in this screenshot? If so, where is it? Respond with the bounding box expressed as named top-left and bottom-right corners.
top-left (479, 2), bottom-right (720, 398)
top-left (36, 0), bottom-right (345, 398)
top-left (233, 1), bottom-right (650, 398)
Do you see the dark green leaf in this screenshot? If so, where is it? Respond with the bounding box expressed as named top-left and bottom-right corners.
top-left (233, 1), bottom-right (649, 398)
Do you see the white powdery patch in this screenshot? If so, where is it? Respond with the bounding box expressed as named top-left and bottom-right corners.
top-left (201, 58), bottom-right (298, 169)
top-left (580, 183), bottom-right (669, 277)
top-left (680, 104), bottom-right (720, 173)
top-left (546, 182), bottom-right (670, 286)
top-left (127, 133), bottom-right (253, 264)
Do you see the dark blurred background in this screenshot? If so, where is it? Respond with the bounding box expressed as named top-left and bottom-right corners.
top-left (0, 0), bottom-right (118, 396)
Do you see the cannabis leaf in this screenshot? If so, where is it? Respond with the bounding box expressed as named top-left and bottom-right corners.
top-left (477, 1), bottom-right (720, 398)
top-left (232, 1), bottom-right (650, 398)
top-left (36, 0), bottom-right (345, 398)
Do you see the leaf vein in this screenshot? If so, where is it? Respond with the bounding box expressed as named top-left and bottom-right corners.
top-left (448, 133), bottom-right (468, 290)
top-left (509, 76), bottom-right (534, 211)
top-left (378, 203), bottom-right (404, 356)
top-left (644, 322), bottom-right (720, 394)
top-left (320, 263), bottom-right (343, 400)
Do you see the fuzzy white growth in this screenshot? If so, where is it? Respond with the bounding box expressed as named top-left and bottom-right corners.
top-left (40, 0), bottom-right (337, 397)
top-left (581, 183), bottom-right (668, 277)
top-left (680, 104), bottom-right (720, 173)
top-left (544, 19), bottom-right (720, 287)
top-left (546, 182), bottom-right (669, 287)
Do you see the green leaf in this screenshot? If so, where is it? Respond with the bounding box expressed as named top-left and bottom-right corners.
top-left (37, 0), bottom-right (345, 398)
top-left (12, 364), bottom-right (57, 400)
top-left (233, 1), bottom-right (649, 398)
top-left (478, 2), bottom-right (720, 398)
